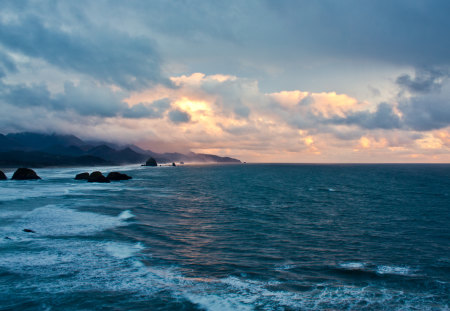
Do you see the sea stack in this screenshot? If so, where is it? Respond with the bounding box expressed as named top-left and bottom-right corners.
top-left (106, 172), bottom-right (132, 181)
top-left (87, 171), bottom-right (110, 183)
top-left (145, 157), bottom-right (157, 166)
top-left (11, 168), bottom-right (41, 180)
top-left (75, 172), bottom-right (90, 180)
top-left (0, 170), bottom-right (7, 180)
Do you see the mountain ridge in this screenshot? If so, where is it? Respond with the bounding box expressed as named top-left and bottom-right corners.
top-left (0, 132), bottom-right (241, 167)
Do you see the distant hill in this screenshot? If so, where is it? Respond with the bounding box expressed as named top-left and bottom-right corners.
top-left (0, 151), bottom-right (110, 167)
top-left (5, 132), bottom-right (86, 149)
top-left (0, 132), bottom-right (241, 167)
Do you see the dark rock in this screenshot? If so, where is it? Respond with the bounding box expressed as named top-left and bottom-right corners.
top-left (12, 168), bottom-right (41, 180)
top-left (87, 171), bottom-right (110, 183)
top-left (172, 162), bottom-right (176, 167)
top-left (106, 172), bottom-right (132, 181)
top-left (145, 157), bottom-right (157, 166)
top-left (0, 170), bottom-right (6, 180)
top-left (4, 236), bottom-right (11, 240)
top-left (75, 172), bottom-right (89, 180)
top-left (23, 229), bottom-right (35, 233)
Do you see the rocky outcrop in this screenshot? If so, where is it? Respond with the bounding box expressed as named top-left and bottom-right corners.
top-left (172, 162), bottom-right (176, 167)
top-left (75, 172), bottom-right (89, 180)
top-left (145, 157), bottom-right (157, 166)
top-left (0, 170), bottom-right (6, 180)
top-left (11, 168), bottom-right (41, 180)
top-left (87, 171), bottom-right (110, 183)
top-left (106, 172), bottom-right (132, 181)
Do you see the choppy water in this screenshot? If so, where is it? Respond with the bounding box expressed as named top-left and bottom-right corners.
top-left (0, 164), bottom-right (449, 310)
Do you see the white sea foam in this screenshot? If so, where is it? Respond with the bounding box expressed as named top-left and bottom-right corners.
top-left (2, 205), bottom-right (132, 237)
top-left (0, 181), bottom-right (66, 201)
top-left (0, 234), bottom-right (440, 310)
top-left (0, 179), bottom-right (115, 201)
top-left (118, 210), bottom-right (135, 220)
top-left (105, 242), bottom-right (144, 259)
top-left (184, 293), bottom-right (254, 311)
top-left (274, 263), bottom-right (296, 271)
top-left (339, 262), bottom-right (367, 270)
top-left (376, 265), bottom-right (415, 276)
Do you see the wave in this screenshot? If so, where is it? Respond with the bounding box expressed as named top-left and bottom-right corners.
top-left (118, 210), bottom-right (135, 220)
top-left (376, 265), bottom-right (416, 276)
top-left (0, 235), bottom-right (443, 310)
top-left (338, 262), bottom-right (367, 270)
top-left (1, 205), bottom-right (134, 238)
top-left (336, 262), bottom-right (418, 277)
top-left (104, 241), bottom-right (144, 259)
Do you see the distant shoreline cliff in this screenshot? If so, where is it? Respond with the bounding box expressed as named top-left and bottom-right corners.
top-left (0, 132), bottom-right (241, 168)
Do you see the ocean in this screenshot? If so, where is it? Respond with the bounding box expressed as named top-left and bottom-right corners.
top-left (0, 164), bottom-right (449, 310)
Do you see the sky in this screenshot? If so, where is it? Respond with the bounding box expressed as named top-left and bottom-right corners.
top-left (1, 0), bottom-right (450, 162)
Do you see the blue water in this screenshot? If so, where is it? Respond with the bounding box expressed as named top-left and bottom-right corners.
top-left (0, 164), bottom-right (449, 310)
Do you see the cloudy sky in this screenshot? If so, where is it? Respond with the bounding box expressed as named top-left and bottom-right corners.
top-left (1, 0), bottom-right (450, 162)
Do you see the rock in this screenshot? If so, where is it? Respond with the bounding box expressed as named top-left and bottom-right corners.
top-left (172, 162), bottom-right (176, 167)
top-left (106, 172), bottom-right (132, 181)
top-left (11, 168), bottom-right (41, 180)
top-left (75, 172), bottom-right (89, 180)
top-left (145, 157), bottom-right (157, 166)
top-left (23, 229), bottom-right (35, 233)
top-left (4, 236), bottom-right (11, 240)
top-left (0, 170), bottom-right (6, 180)
top-left (87, 171), bottom-right (110, 183)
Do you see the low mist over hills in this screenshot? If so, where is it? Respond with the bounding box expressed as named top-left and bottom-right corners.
top-left (0, 132), bottom-right (241, 167)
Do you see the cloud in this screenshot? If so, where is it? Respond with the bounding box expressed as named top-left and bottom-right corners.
top-left (263, 0), bottom-right (450, 67)
top-left (168, 109), bottom-right (191, 123)
top-left (330, 103), bottom-right (402, 130)
top-left (122, 98), bottom-right (171, 119)
top-left (0, 49), bottom-right (17, 78)
top-left (0, 79), bottom-right (171, 119)
top-left (399, 93), bottom-right (450, 131)
top-left (0, 4), bottom-right (164, 89)
top-left (392, 67), bottom-right (450, 131)
top-left (396, 68), bottom-right (448, 94)
top-left (1, 72), bottom-right (449, 162)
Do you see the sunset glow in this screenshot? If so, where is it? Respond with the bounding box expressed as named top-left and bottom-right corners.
top-left (0, 2), bottom-right (448, 163)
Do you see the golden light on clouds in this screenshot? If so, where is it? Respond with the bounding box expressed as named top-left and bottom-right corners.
top-left (359, 136), bottom-right (371, 149)
top-left (269, 90), bottom-right (308, 107)
top-left (311, 92), bottom-right (360, 118)
top-left (416, 134), bottom-right (443, 149)
top-left (113, 73), bottom-right (450, 163)
top-left (175, 98), bottom-right (211, 113)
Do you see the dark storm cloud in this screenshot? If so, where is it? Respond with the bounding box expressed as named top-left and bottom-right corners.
top-left (0, 50), bottom-right (17, 78)
top-left (330, 103), bottom-right (402, 130)
top-left (122, 98), bottom-right (171, 119)
top-left (0, 5), bottom-right (163, 89)
top-left (168, 109), bottom-right (191, 123)
top-left (396, 68), bottom-right (448, 94)
top-left (1, 0), bottom-right (449, 140)
top-left (122, 0), bottom-right (450, 67)
top-left (263, 0), bottom-right (450, 67)
top-left (399, 94), bottom-right (450, 131)
top-left (0, 80), bottom-right (169, 119)
top-left (393, 68), bottom-right (450, 131)
top-left (2, 0), bottom-right (450, 85)
top-left (0, 81), bottom-right (52, 109)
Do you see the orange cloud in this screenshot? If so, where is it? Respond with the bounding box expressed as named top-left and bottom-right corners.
top-left (92, 73), bottom-right (450, 163)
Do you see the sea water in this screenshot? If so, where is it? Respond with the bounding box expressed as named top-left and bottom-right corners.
top-left (0, 164), bottom-right (449, 310)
